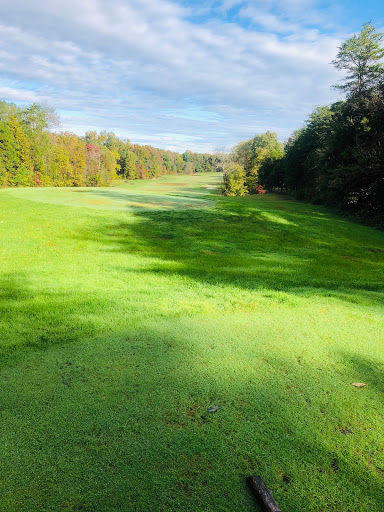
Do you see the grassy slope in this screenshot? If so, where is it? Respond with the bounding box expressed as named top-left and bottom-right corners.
top-left (0, 174), bottom-right (383, 512)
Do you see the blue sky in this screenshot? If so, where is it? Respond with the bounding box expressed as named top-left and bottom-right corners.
top-left (0, 0), bottom-right (383, 152)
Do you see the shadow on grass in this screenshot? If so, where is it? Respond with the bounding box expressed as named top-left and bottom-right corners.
top-left (1, 303), bottom-right (383, 511)
top-left (78, 198), bottom-right (384, 305)
top-left (70, 188), bottom-right (213, 210)
top-left (0, 272), bottom-right (110, 361)
top-left (1, 194), bottom-right (383, 510)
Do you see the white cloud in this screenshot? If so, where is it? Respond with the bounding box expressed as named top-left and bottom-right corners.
top-left (0, 0), bottom-right (346, 151)
top-left (0, 86), bottom-right (41, 103)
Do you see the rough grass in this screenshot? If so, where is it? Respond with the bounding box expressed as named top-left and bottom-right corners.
top-left (0, 173), bottom-right (383, 512)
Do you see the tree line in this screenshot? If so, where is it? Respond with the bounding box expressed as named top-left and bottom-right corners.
top-left (223, 23), bottom-right (384, 227)
top-left (0, 102), bottom-right (217, 188)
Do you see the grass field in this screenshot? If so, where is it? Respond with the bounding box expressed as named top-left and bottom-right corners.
top-left (1, 173), bottom-right (384, 511)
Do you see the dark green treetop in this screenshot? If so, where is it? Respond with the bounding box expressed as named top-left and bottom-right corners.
top-left (332, 22), bottom-right (384, 96)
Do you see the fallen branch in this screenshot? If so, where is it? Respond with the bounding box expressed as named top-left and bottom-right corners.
top-left (246, 475), bottom-right (282, 512)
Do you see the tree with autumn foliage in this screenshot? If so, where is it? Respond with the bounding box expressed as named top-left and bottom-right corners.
top-left (221, 131), bottom-right (283, 196)
top-left (0, 115), bottom-right (33, 186)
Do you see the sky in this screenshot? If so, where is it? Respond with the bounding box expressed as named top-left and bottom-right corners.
top-left (0, 0), bottom-right (383, 153)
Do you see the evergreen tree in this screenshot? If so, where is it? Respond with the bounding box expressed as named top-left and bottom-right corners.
top-left (332, 22), bottom-right (384, 96)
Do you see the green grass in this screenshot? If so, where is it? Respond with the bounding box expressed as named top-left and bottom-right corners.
top-left (1, 173), bottom-right (383, 511)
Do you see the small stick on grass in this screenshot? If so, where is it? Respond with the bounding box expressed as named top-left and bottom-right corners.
top-left (246, 475), bottom-right (282, 512)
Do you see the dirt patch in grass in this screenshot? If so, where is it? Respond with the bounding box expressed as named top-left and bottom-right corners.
top-left (156, 182), bottom-right (189, 187)
top-left (129, 201), bottom-right (171, 209)
top-left (84, 199), bottom-right (110, 205)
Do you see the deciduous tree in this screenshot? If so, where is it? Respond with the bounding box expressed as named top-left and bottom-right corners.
top-left (332, 22), bottom-right (384, 96)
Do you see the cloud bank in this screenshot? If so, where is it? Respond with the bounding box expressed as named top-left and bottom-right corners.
top-left (0, 0), bottom-right (357, 151)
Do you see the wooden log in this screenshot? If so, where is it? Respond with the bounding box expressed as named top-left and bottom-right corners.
top-left (246, 475), bottom-right (282, 512)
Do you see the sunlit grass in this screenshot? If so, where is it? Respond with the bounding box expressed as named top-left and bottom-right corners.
top-left (0, 174), bottom-right (383, 511)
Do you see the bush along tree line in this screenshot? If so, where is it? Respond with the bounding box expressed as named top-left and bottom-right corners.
top-left (0, 102), bottom-right (218, 188)
top-left (223, 23), bottom-right (384, 227)
top-left (221, 131), bottom-right (284, 196)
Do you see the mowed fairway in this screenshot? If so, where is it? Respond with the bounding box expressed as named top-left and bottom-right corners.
top-left (1, 173), bottom-right (384, 512)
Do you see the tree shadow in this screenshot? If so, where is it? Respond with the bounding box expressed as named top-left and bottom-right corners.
top-left (1, 307), bottom-right (383, 511)
top-left (1, 192), bottom-right (383, 510)
top-left (77, 199), bottom-right (384, 305)
top-left (74, 188), bottom-right (213, 210)
top-left (0, 272), bottom-right (111, 361)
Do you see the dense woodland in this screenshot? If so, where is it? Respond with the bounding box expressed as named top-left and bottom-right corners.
top-left (0, 101), bottom-right (217, 188)
top-left (222, 23), bottom-right (384, 227)
top-left (258, 90), bottom-right (384, 226)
